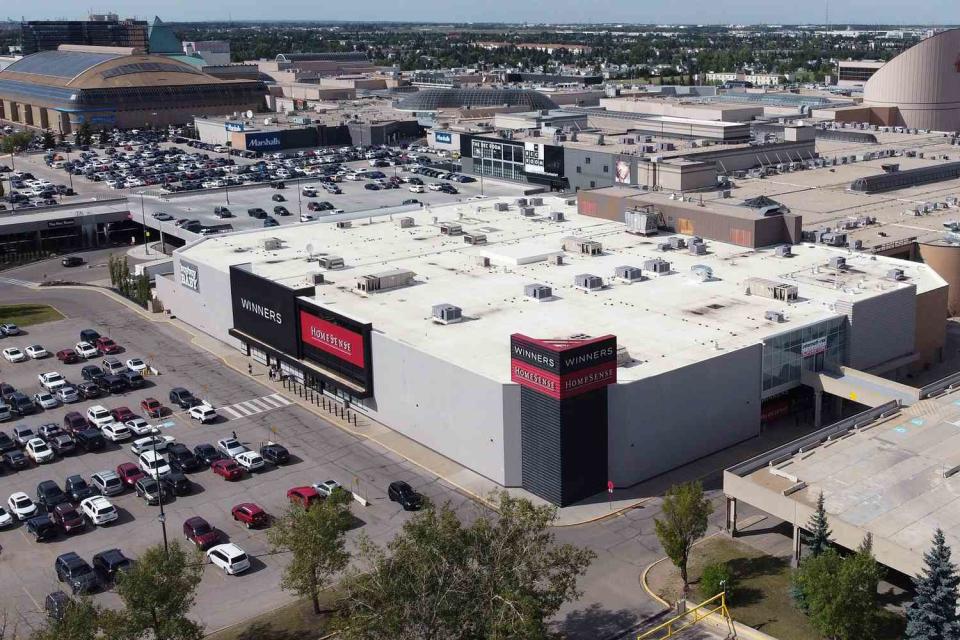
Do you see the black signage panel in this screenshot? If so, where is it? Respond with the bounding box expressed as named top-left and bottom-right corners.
top-left (229, 265), bottom-right (312, 356)
top-left (511, 334), bottom-right (616, 375)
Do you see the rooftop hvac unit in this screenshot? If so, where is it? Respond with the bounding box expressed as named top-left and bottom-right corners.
top-left (524, 283), bottom-right (553, 300)
top-left (668, 236), bottom-right (687, 250)
top-left (550, 254), bottom-right (564, 265)
top-left (515, 197), bottom-right (528, 207)
top-left (849, 239), bottom-right (863, 250)
top-left (658, 241), bottom-right (673, 251)
top-left (398, 216), bottom-right (414, 228)
top-left (574, 274), bottom-right (604, 291)
top-left (475, 255), bottom-right (491, 267)
top-left (745, 277), bottom-right (798, 301)
top-left (530, 197), bottom-right (543, 206)
top-left (432, 303), bottom-right (463, 324)
top-left (440, 222), bottom-right (463, 235)
top-left (563, 237), bottom-right (602, 255)
top-left (615, 265), bottom-right (644, 283)
top-left (887, 268), bottom-right (905, 281)
top-left (765, 310), bottom-right (786, 323)
top-left (549, 211), bottom-right (565, 222)
top-left (494, 202), bottom-right (509, 211)
top-left (464, 232), bottom-right (487, 245)
top-left (643, 258), bottom-right (671, 274)
top-left (318, 255), bottom-right (345, 270)
top-left (625, 210), bottom-right (659, 236)
top-left (356, 269), bottom-right (415, 293)
top-left (690, 264), bottom-right (713, 281)
top-left (828, 256), bottom-right (847, 271)
top-left (336, 221), bottom-right (352, 229)
top-left (261, 237), bottom-right (282, 250)
top-left (775, 245), bottom-right (793, 258)
top-left (312, 272), bottom-right (325, 285)
top-left (689, 242), bottom-right (707, 256)
top-left (521, 206), bottom-right (536, 216)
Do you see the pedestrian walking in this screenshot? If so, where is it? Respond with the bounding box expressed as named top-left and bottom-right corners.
top-left (231, 430), bottom-right (238, 441)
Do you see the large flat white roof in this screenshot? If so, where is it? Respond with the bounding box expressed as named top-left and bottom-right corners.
top-left (179, 195), bottom-right (945, 383)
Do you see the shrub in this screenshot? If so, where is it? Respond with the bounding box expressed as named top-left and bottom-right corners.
top-left (700, 561), bottom-right (735, 601)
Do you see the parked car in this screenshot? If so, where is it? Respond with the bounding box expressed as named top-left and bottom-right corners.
top-left (45, 591), bottom-right (70, 621)
top-left (64, 475), bottom-right (95, 503)
top-left (3, 450), bottom-right (29, 471)
top-left (183, 516), bottom-right (220, 549)
top-left (140, 398), bottom-right (164, 418)
top-left (24, 345), bottom-right (49, 359)
top-left (33, 392), bottom-right (58, 410)
top-left (62, 412), bottom-right (87, 434)
top-left (193, 443), bottom-right (222, 466)
top-left (77, 381), bottom-right (101, 399)
top-left (61, 256), bottom-right (83, 267)
top-left (55, 553), bottom-right (99, 594)
top-left (206, 543), bottom-right (250, 575)
top-left (8, 392), bottom-right (35, 416)
top-left (235, 451), bottom-right (264, 472)
top-left (48, 433), bottom-right (76, 456)
top-left (102, 358), bottom-right (126, 376)
top-left (86, 405), bottom-right (113, 429)
top-left (26, 514), bottom-right (58, 541)
top-left (80, 496), bottom-right (118, 526)
top-left (129, 434), bottom-right (174, 456)
top-left (92, 549), bottom-right (132, 583)
top-left (51, 503), bottom-right (85, 534)
top-left (134, 477), bottom-right (164, 504)
top-left (388, 481), bottom-right (423, 511)
top-left (102, 422), bottom-right (131, 442)
top-left (125, 417), bottom-right (157, 437)
top-left (36, 479), bottom-right (69, 510)
top-left (26, 438), bottom-right (54, 464)
top-left (116, 462), bottom-right (145, 488)
top-left (80, 365), bottom-right (105, 381)
top-left (7, 491), bottom-right (38, 520)
top-left (169, 387), bottom-right (200, 409)
top-left (56, 385), bottom-right (79, 404)
top-left (90, 469), bottom-right (124, 497)
top-left (313, 479), bottom-right (344, 499)
top-left (287, 486), bottom-right (320, 509)
top-left (260, 442), bottom-right (290, 465)
top-left (211, 458), bottom-right (243, 481)
top-left (125, 358), bottom-right (147, 373)
top-left (56, 349), bottom-right (80, 364)
top-left (162, 471), bottom-right (192, 496)
top-left (95, 337), bottom-right (121, 355)
top-left (38, 372), bottom-right (67, 391)
top-left (166, 444), bottom-right (202, 473)
top-left (74, 342), bottom-right (99, 359)
top-left (13, 424), bottom-right (36, 446)
top-left (217, 437), bottom-right (248, 459)
top-left (97, 375), bottom-right (127, 394)
top-left (188, 404), bottom-right (217, 423)
top-left (110, 406), bottom-right (135, 423)
top-left (231, 503), bottom-right (268, 529)
top-left (2, 348), bottom-right (26, 363)
top-left (74, 428), bottom-right (105, 452)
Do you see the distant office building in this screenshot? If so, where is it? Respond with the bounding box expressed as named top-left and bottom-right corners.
top-left (704, 71), bottom-right (789, 87)
top-left (182, 41), bottom-right (231, 66)
top-left (836, 60), bottom-right (885, 88)
top-left (20, 14), bottom-right (148, 55)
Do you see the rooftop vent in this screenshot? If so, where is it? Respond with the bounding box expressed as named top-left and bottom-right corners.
top-left (336, 221), bottom-right (352, 229)
top-left (398, 216), bottom-right (414, 228)
top-left (745, 277), bottom-right (798, 301)
top-left (887, 268), bottom-right (905, 281)
top-left (515, 197), bottom-right (528, 207)
top-left (775, 245), bottom-right (793, 258)
top-left (356, 269), bottom-right (415, 293)
top-left (828, 256), bottom-right (847, 271)
top-left (521, 206), bottom-right (536, 217)
top-left (615, 265), bottom-right (644, 283)
top-left (524, 283), bottom-right (553, 300)
top-left (494, 202), bottom-right (509, 212)
top-left (765, 310), bottom-right (786, 323)
top-left (689, 241), bottom-right (707, 256)
top-left (475, 255), bottom-right (491, 267)
top-left (530, 197), bottom-right (543, 206)
top-left (262, 238), bottom-right (282, 250)
top-left (549, 211), bottom-right (565, 222)
top-left (464, 232), bottom-right (487, 245)
top-left (550, 254), bottom-right (564, 265)
top-left (440, 222), bottom-right (463, 235)
top-left (574, 273), bottom-right (604, 291)
top-left (563, 237), bottom-right (602, 255)
top-left (690, 264), bottom-right (713, 282)
top-left (318, 255), bottom-right (344, 270)
top-left (311, 272), bottom-right (325, 285)
top-left (643, 258), bottom-right (671, 274)
top-left (432, 303), bottom-right (463, 324)
top-left (669, 236), bottom-right (687, 250)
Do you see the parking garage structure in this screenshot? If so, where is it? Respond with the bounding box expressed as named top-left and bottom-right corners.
top-left (0, 46), bottom-right (266, 134)
top-left (155, 195), bottom-right (947, 506)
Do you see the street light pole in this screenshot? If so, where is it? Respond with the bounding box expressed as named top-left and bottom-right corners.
top-left (140, 193), bottom-right (149, 256)
top-left (152, 439), bottom-right (168, 554)
top-left (297, 176), bottom-right (302, 219)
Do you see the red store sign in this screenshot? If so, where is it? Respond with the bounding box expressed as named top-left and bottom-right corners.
top-left (300, 311), bottom-right (365, 368)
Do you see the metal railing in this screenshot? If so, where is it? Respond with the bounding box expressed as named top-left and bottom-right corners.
top-left (637, 592), bottom-right (734, 640)
top-left (281, 376), bottom-right (360, 426)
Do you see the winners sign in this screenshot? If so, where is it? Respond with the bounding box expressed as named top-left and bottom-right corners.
top-left (510, 334), bottom-right (617, 400)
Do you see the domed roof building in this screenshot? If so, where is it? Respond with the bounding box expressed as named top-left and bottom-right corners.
top-left (395, 88), bottom-right (559, 112)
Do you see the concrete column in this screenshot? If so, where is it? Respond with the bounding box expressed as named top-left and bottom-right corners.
top-left (833, 395), bottom-right (843, 419)
top-left (792, 524), bottom-right (802, 568)
top-left (814, 390), bottom-right (823, 427)
top-left (725, 497), bottom-right (738, 537)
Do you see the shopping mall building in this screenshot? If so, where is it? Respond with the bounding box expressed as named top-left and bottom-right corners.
top-left (156, 195), bottom-right (947, 506)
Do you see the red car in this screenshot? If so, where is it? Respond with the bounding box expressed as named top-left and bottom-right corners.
top-left (51, 503), bottom-right (85, 534)
top-left (110, 406), bottom-right (135, 423)
top-left (95, 337), bottom-right (122, 355)
top-left (182, 516), bottom-right (220, 549)
top-left (140, 398), bottom-right (165, 418)
top-left (211, 459), bottom-right (244, 481)
top-left (117, 462), bottom-right (145, 487)
top-left (287, 486), bottom-right (320, 509)
top-left (62, 411), bottom-right (88, 434)
top-left (231, 503), bottom-right (268, 529)
top-left (56, 349), bottom-right (80, 364)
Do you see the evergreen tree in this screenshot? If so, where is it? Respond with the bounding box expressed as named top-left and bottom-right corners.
top-left (806, 491), bottom-right (832, 559)
top-left (906, 529), bottom-right (960, 640)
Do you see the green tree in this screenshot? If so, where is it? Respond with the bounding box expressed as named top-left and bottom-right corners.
top-left (75, 123), bottom-right (91, 147)
top-left (41, 130), bottom-right (55, 150)
top-left (29, 598), bottom-right (101, 640)
top-left (906, 529), bottom-right (960, 640)
top-left (793, 536), bottom-right (884, 640)
top-left (135, 273), bottom-right (151, 306)
top-left (98, 129), bottom-right (110, 146)
top-left (337, 491), bottom-right (595, 640)
top-left (700, 561), bottom-right (735, 600)
top-left (107, 254), bottom-right (118, 287)
top-left (806, 491), bottom-right (832, 559)
top-left (1, 131), bottom-right (33, 153)
top-left (654, 481), bottom-right (714, 593)
top-left (268, 488), bottom-right (352, 614)
top-left (104, 542), bottom-right (205, 640)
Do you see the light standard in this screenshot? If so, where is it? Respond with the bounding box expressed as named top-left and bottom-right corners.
top-left (152, 438), bottom-right (168, 554)
top-left (296, 176), bottom-right (303, 219)
top-left (140, 193), bottom-right (150, 256)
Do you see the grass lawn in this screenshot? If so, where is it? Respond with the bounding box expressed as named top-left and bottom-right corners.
top-left (0, 303), bottom-right (63, 327)
top-left (646, 536), bottom-right (904, 640)
top-left (204, 597), bottom-right (336, 640)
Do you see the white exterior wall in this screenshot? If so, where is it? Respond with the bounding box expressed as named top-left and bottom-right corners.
top-left (366, 333), bottom-right (521, 486)
top-left (607, 344), bottom-right (762, 486)
top-left (155, 253), bottom-right (240, 350)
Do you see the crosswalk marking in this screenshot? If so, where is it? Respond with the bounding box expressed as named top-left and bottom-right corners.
top-left (219, 393), bottom-right (293, 421)
top-left (0, 276), bottom-right (33, 287)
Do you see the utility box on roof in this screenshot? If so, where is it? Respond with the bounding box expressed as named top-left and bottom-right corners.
top-left (643, 258), bottom-right (671, 274)
top-left (563, 237), bottom-right (603, 255)
top-left (615, 265), bottom-right (644, 283)
top-left (524, 283), bottom-right (553, 300)
top-left (432, 303), bottom-right (463, 324)
top-left (574, 274), bottom-right (604, 291)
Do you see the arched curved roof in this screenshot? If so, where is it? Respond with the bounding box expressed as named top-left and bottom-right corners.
top-left (395, 88), bottom-right (559, 112)
top-left (3, 50), bottom-right (121, 81)
top-left (863, 28), bottom-right (960, 131)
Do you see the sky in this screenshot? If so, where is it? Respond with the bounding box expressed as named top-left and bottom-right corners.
top-left (8, 0), bottom-right (960, 26)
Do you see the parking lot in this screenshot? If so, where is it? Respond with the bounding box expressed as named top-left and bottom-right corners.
top-left (0, 285), bottom-right (474, 634)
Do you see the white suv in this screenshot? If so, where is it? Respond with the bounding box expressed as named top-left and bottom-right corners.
top-left (86, 406), bottom-right (114, 429)
top-left (189, 404), bottom-right (217, 423)
top-left (138, 450), bottom-right (170, 479)
top-left (80, 496), bottom-right (119, 525)
top-left (206, 543), bottom-right (251, 575)
top-left (38, 372), bottom-right (67, 391)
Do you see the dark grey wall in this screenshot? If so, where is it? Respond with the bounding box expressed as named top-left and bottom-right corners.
top-left (607, 343), bottom-right (762, 486)
top-left (564, 147), bottom-right (619, 191)
top-left (838, 285), bottom-right (917, 370)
